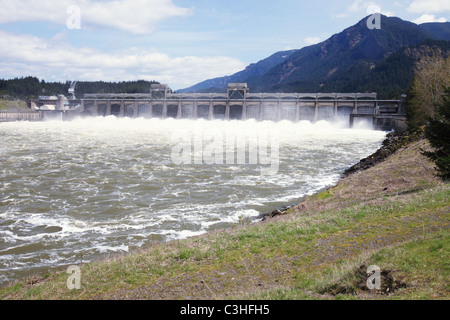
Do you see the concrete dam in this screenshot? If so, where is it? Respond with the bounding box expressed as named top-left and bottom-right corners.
top-left (27, 83), bottom-right (407, 131)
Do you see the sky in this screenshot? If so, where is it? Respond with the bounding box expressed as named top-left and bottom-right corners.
top-left (0, 0), bottom-right (449, 90)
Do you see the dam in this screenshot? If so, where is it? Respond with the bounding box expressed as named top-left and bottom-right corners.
top-left (27, 83), bottom-right (407, 131)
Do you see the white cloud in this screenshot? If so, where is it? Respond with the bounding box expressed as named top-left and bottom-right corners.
top-left (0, 0), bottom-right (192, 34)
top-left (413, 14), bottom-right (447, 24)
top-left (335, 0), bottom-right (361, 18)
top-left (336, 1), bottom-right (394, 18)
top-left (0, 31), bottom-right (245, 90)
top-left (408, 0), bottom-right (450, 13)
top-left (303, 37), bottom-right (322, 46)
top-left (349, 0), bottom-right (363, 13)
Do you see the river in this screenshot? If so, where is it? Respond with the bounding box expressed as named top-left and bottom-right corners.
top-left (0, 117), bottom-right (386, 285)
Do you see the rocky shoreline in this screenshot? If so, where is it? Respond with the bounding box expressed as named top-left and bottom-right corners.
top-left (260, 130), bottom-right (422, 220)
top-left (342, 131), bottom-right (420, 177)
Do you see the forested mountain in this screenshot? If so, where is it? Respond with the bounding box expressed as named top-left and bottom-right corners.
top-left (180, 15), bottom-right (450, 99)
top-left (272, 39), bottom-right (450, 98)
top-left (420, 22), bottom-right (450, 40)
top-left (177, 49), bottom-right (298, 93)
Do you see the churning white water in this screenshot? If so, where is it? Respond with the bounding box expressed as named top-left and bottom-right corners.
top-left (0, 117), bottom-right (386, 284)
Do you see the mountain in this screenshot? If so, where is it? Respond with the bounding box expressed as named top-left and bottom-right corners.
top-left (180, 16), bottom-right (450, 98)
top-left (178, 49), bottom-right (298, 93)
top-left (420, 22), bottom-right (450, 40)
top-left (322, 39), bottom-right (450, 98)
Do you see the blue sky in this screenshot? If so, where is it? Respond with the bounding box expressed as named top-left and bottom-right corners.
top-left (0, 0), bottom-right (448, 90)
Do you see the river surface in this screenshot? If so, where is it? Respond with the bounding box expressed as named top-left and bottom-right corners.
top-left (0, 117), bottom-right (386, 285)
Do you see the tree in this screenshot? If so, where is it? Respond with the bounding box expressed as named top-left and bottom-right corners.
top-left (423, 87), bottom-right (450, 180)
top-left (407, 50), bottom-right (449, 130)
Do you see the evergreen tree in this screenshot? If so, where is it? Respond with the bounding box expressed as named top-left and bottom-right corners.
top-left (423, 87), bottom-right (450, 180)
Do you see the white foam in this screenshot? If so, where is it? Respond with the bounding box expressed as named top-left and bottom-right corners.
top-left (92, 244), bottom-right (129, 254)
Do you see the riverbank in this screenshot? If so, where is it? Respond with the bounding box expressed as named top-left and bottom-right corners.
top-left (0, 98), bottom-right (28, 112)
top-left (0, 132), bottom-right (448, 300)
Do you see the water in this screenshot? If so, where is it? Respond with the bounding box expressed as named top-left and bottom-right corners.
top-left (0, 117), bottom-right (386, 285)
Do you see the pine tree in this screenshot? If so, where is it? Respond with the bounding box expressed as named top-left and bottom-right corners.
top-left (423, 87), bottom-right (450, 180)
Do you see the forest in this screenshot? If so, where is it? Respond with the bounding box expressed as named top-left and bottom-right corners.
top-left (0, 78), bottom-right (159, 99)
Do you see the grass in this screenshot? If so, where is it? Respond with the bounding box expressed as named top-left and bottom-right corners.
top-left (0, 98), bottom-right (28, 111)
top-left (0, 138), bottom-right (448, 300)
top-left (252, 230), bottom-right (448, 300)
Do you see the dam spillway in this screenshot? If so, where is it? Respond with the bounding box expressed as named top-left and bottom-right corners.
top-left (29, 83), bottom-right (407, 130)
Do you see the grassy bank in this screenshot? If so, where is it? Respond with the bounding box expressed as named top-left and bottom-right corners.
top-left (0, 98), bottom-right (28, 112)
top-left (0, 136), bottom-right (448, 300)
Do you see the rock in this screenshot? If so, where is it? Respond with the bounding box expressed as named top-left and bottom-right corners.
top-left (260, 204), bottom-right (295, 221)
top-left (343, 131), bottom-right (422, 177)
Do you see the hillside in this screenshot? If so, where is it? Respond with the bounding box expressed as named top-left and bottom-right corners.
top-left (177, 49), bottom-right (298, 93)
top-left (421, 22), bottom-right (450, 40)
top-left (0, 98), bottom-right (28, 112)
top-left (1, 133), bottom-right (448, 301)
top-left (181, 16), bottom-right (450, 99)
top-left (306, 39), bottom-right (450, 98)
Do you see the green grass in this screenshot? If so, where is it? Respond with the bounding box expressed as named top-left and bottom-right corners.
top-left (246, 230), bottom-right (449, 300)
top-left (312, 189), bottom-right (333, 200)
top-left (0, 99), bottom-right (27, 111)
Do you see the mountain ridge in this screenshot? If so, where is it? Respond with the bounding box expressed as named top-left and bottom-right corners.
top-left (179, 15), bottom-right (450, 98)
top-left (177, 49), bottom-right (298, 93)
